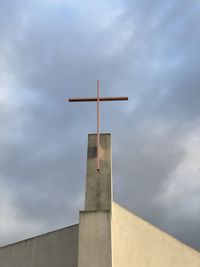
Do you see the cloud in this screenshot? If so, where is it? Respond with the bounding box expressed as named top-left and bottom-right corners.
top-left (160, 127), bottom-right (200, 219)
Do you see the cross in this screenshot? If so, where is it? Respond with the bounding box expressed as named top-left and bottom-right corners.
top-left (66, 80), bottom-right (128, 171)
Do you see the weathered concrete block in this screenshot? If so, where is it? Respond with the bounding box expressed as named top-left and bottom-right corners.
top-left (78, 210), bottom-right (112, 267)
top-left (85, 133), bottom-right (112, 211)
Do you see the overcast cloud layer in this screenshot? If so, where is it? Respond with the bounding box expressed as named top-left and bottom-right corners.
top-left (0, 0), bottom-right (200, 251)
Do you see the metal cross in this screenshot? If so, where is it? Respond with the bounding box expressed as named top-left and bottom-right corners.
top-left (67, 80), bottom-right (128, 171)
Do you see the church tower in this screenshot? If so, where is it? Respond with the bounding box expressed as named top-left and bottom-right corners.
top-left (78, 133), bottom-right (112, 267)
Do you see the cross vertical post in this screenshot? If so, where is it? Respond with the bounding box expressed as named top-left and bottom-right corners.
top-left (97, 80), bottom-right (100, 171)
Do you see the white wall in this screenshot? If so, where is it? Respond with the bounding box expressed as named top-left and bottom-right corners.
top-left (112, 202), bottom-right (200, 267)
top-left (0, 224), bottom-right (79, 267)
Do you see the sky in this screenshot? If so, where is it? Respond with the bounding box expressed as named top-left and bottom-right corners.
top-left (0, 0), bottom-right (200, 251)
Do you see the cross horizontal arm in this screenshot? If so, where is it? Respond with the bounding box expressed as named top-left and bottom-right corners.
top-left (67, 97), bottom-right (128, 102)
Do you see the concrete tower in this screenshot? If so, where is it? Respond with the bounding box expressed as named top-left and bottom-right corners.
top-left (0, 133), bottom-right (200, 267)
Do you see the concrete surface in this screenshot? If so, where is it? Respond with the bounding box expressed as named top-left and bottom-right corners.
top-left (85, 133), bottom-right (112, 211)
top-left (112, 202), bottom-right (200, 267)
top-left (78, 210), bottom-right (112, 267)
top-left (0, 224), bottom-right (79, 267)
